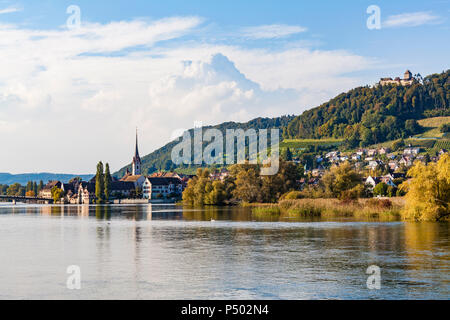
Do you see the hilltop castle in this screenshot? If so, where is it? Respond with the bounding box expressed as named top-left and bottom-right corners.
top-left (380, 70), bottom-right (414, 86)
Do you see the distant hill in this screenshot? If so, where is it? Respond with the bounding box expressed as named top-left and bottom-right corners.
top-left (285, 70), bottom-right (449, 148)
top-left (115, 116), bottom-right (294, 177)
top-left (0, 173), bottom-right (94, 186)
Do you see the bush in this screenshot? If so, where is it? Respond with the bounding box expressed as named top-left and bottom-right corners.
top-left (280, 191), bottom-right (303, 200)
top-left (373, 183), bottom-right (388, 197)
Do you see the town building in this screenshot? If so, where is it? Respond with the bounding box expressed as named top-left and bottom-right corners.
top-left (39, 181), bottom-right (62, 199)
top-left (404, 147), bottom-right (421, 156)
top-left (142, 177), bottom-right (184, 200)
top-left (365, 175), bottom-right (396, 189)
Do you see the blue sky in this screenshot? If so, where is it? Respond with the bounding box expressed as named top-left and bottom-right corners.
top-left (0, 0), bottom-right (448, 173)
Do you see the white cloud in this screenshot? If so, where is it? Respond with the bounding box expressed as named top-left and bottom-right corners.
top-left (0, 6), bottom-right (22, 14)
top-left (384, 11), bottom-right (442, 28)
top-left (242, 24), bottom-right (307, 39)
top-left (0, 18), bottom-right (374, 174)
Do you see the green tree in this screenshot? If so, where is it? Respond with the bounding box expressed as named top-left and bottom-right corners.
top-left (95, 162), bottom-right (105, 204)
top-left (373, 183), bottom-right (388, 197)
top-left (405, 119), bottom-right (421, 135)
top-left (33, 182), bottom-right (38, 196)
top-left (7, 183), bottom-right (23, 196)
top-left (51, 186), bottom-right (64, 203)
top-left (104, 163), bottom-right (112, 201)
top-left (232, 165), bottom-right (262, 203)
top-left (38, 180), bottom-right (44, 194)
top-left (321, 162), bottom-right (363, 199)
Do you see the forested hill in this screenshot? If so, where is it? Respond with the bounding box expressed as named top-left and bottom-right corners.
top-left (284, 70), bottom-right (449, 147)
top-left (115, 116), bottom-right (294, 177)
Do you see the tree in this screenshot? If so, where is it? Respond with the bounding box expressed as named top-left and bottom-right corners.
top-left (321, 162), bottom-right (363, 199)
top-left (104, 163), bottom-right (112, 201)
top-left (405, 119), bottom-right (421, 135)
top-left (260, 160), bottom-right (302, 203)
top-left (183, 168), bottom-right (227, 206)
top-left (392, 139), bottom-right (405, 151)
top-left (403, 154), bottom-right (450, 221)
top-left (7, 183), bottom-right (23, 196)
top-left (232, 166), bottom-right (262, 203)
top-left (373, 183), bottom-right (388, 197)
top-left (285, 147), bottom-right (293, 161)
top-left (26, 190), bottom-right (36, 197)
top-left (38, 180), bottom-right (44, 194)
top-left (95, 162), bottom-right (105, 204)
top-left (51, 186), bottom-right (64, 203)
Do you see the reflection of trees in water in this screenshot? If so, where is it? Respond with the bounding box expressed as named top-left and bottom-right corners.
top-left (182, 206), bottom-right (252, 222)
top-left (95, 205), bottom-right (111, 220)
top-left (403, 222), bottom-right (450, 289)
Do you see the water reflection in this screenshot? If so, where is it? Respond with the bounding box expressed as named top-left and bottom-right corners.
top-left (0, 204), bottom-right (448, 299)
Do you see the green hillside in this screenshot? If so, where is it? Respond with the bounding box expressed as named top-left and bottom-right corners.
top-left (285, 70), bottom-right (449, 148)
top-left (115, 116), bottom-right (294, 177)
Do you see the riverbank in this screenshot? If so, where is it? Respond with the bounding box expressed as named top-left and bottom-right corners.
top-left (246, 198), bottom-right (405, 220)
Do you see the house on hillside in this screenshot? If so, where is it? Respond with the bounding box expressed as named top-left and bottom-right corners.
top-left (366, 176), bottom-right (396, 189)
top-left (388, 161), bottom-right (399, 171)
top-left (399, 156), bottom-right (413, 167)
top-left (365, 176), bottom-right (380, 189)
top-left (403, 147), bottom-right (420, 156)
top-left (368, 160), bottom-right (382, 170)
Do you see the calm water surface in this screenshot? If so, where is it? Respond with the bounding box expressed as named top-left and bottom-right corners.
top-left (0, 204), bottom-right (448, 300)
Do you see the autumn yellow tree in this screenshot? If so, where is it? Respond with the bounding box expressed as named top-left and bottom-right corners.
top-left (25, 190), bottom-right (36, 197)
top-left (403, 154), bottom-right (450, 221)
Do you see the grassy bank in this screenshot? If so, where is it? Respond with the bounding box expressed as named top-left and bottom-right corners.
top-left (249, 198), bottom-right (404, 220)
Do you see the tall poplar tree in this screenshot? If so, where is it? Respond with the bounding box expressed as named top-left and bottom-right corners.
top-left (104, 163), bottom-right (111, 202)
top-left (95, 161), bottom-right (105, 203)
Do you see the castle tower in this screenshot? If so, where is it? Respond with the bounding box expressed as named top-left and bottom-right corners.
top-left (132, 129), bottom-right (142, 176)
top-left (404, 70), bottom-right (412, 80)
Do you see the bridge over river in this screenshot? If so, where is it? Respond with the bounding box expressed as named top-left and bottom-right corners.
top-left (0, 195), bottom-right (53, 204)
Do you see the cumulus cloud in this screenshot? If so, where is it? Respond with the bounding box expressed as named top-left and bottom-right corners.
top-left (242, 24), bottom-right (307, 39)
top-left (0, 17), bottom-right (374, 173)
top-left (384, 11), bottom-right (442, 28)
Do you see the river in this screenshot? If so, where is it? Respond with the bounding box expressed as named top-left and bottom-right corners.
top-left (0, 204), bottom-right (448, 300)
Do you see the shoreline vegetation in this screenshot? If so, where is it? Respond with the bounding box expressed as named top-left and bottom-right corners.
top-left (182, 155), bottom-right (450, 222)
top-left (245, 198), bottom-right (404, 221)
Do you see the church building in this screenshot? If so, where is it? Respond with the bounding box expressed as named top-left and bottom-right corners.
top-left (120, 129), bottom-right (145, 188)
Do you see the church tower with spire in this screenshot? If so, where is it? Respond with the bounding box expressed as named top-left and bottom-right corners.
top-left (132, 128), bottom-right (142, 176)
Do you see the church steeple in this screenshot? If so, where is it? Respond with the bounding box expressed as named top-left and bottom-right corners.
top-left (135, 128), bottom-right (140, 159)
top-left (132, 128), bottom-right (142, 176)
